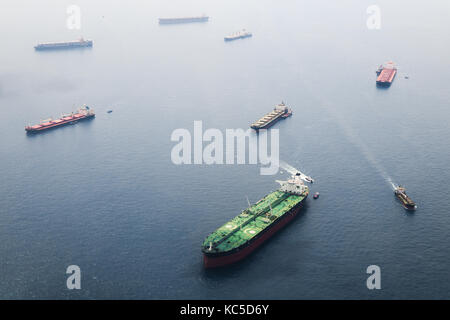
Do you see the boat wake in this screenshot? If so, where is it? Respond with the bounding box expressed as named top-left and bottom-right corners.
top-left (297, 83), bottom-right (394, 190)
top-left (338, 120), bottom-right (396, 190)
top-left (295, 53), bottom-right (398, 193)
top-left (279, 160), bottom-right (314, 183)
top-left (387, 177), bottom-right (398, 191)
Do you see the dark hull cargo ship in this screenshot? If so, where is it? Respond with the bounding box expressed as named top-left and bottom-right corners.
top-left (158, 15), bottom-right (209, 24)
top-left (34, 38), bottom-right (93, 50)
top-left (250, 102), bottom-right (292, 130)
top-left (224, 29), bottom-right (252, 41)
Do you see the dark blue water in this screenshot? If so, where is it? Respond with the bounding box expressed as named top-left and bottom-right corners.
top-left (1, 0), bottom-right (450, 299)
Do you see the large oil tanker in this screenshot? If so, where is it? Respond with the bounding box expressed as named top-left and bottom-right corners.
top-left (25, 105), bottom-right (95, 133)
top-left (158, 15), bottom-right (209, 24)
top-left (34, 38), bottom-right (93, 50)
top-left (376, 61), bottom-right (397, 87)
top-left (394, 186), bottom-right (417, 210)
top-left (250, 102), bottom-right (292, 130)
top-left (202, 172), bottom-right (310, 268)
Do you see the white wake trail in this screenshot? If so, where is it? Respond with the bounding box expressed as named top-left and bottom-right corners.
top-left (294, 62), bottom-right (399, 191)
top-left (279, 160), bottom-right (314, 183)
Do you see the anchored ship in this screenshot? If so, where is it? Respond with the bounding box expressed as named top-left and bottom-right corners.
top-left (394, 186), bottom-right (416, 210)
top-left (376, 61), bottom-right (397, 87)
top-left (25, 105), bottom-right (95, 133)
top-left (224, 29), bottom-right (252, 41)
top-left (250, 102), bottom-right (292, 130)
top-left (202, 172), bottom-right (312, 268)
top-left (34, 38), bottom-right (93, 50)
top-left (158, 15), bottom-right (209, 24)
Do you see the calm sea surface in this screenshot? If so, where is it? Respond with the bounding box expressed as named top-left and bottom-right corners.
top-left (1, 0), bottom-right (450, 299)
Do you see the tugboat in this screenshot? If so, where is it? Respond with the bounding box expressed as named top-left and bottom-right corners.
top-left (394, 186), bottom-right (416, 210)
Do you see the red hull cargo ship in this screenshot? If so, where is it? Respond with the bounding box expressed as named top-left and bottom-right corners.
top-left (376, 61), bottom-right (397, 87)
top-left (25, 105), bottom-right (95, 133)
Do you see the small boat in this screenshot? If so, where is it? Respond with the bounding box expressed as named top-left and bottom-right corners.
top-left (304, 176), bottom-right (314, 184)
top-left (107, 110), bottom-right (113, 113)
top-left (313, 192), bottom-right (319, 199)
top-left (394, 186), bottom-right (416, 210)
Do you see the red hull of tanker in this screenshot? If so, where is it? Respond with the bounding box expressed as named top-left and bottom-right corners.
top-left (203, 199), bottom-right (305, 268)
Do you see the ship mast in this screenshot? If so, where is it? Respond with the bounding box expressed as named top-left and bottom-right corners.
top-left (267, 203), bottom-right (273, 218)
top-left (246, 195), bottom-right (253, 214)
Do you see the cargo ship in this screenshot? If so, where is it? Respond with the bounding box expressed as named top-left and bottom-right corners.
top-left (224, 29), bottom-right (252, 41)
top-left (34, 38), bottom-right (93, 50)
top-left (202, 172), bottom-right (310, 268)
top-left (376, 61), bottom-right (397, 87)
top-left (158, 15), bottom-right (209, 24)
top-left (394, 186), bottom-right (417, 210)
top-left (250, 102), bottom-right (292, 130)
top-left (25, 105), bottom-right (95, 133)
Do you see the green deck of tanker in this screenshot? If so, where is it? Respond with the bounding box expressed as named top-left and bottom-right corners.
top-left (202, 189), bottom-right (308, 254)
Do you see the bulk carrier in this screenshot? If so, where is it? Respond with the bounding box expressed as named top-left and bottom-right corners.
top-left (202, 172), bottom-right (311, 268)
top-left (224, 29), bottom-right (252, 41)
top-left (25, 105), bottom-right (95, 133)
top-left (158, 15), bottom-right (209, 24)
top-left (34, 38), bottom-right (93, 50)
top-left (376, 61), bottom-right (397, 87)
top-left (250, 102), bottom-right (292, 130)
